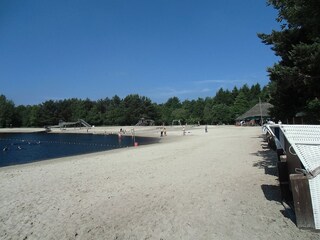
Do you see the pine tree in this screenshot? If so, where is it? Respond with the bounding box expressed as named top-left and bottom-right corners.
top-left (258, 0), bottom-right (320, 122)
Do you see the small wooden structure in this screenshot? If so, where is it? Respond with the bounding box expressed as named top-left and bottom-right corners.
top-left (135, 118), bottom-right (155, 126)
top-left (236, 102), bottom-right (273, 125)
top-left (171, 119), bottom-right (181, 126)
top-left (46, 119), bottom-right (91, 130)
top-left (265, 124), bottom-right (320, 229)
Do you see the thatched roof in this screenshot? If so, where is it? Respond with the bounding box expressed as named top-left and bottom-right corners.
top-left (236, 102), bottom-right (273, 121)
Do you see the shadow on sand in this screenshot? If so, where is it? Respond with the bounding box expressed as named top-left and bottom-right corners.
top-left (252, 136), bottom-right (296, 224)
top-left (252, 136), bottom-right (278, 177)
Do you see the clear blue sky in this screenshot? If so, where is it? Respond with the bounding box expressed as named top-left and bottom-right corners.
top-left (0, 0), bottom-right (279, 105)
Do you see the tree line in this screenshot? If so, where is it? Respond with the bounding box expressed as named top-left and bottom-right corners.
top-left (0, 83), bottom-right (270, 128)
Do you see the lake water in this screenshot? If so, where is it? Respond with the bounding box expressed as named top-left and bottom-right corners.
top-left (0, 132), bottom-right (158, 168)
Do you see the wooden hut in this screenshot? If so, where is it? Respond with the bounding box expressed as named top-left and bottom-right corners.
top-left (236, 102), bottom-right (273, 126)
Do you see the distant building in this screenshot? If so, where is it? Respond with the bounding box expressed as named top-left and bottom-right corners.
top-left (236, 102), bottom-right (273, 126)
top-left (135, 118), bottom-right (155, 126)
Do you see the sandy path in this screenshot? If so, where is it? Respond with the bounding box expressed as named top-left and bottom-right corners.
top-left (0, 126), bottom-right (319, 239)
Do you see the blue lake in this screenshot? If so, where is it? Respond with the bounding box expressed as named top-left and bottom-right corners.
top-left (0, 132), bottom-right (159, 168)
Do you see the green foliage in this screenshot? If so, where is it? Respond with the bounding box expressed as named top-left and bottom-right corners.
top-left (305, 98), bottom-right (320, 124)
top-left (122, 94), bottom-right (156, 125)
top-left (211, 104), bottom-right (232, 125)
top-left (0, 95), bottom-right (15, 127)
top-left (233, 91), bottom-right (250, 118)
top-left (258, 0), bottom-right (320, 122)
top-left (214, 88), bottom-right (234, 106)
top-left (182, 98), bottom-right (205, 124)
top-left (203, 98), bottom-right (214, 124)
top-left (160, 97), bottom-right (182, 125)
top-left (0, 82), bottom-right (271, 128)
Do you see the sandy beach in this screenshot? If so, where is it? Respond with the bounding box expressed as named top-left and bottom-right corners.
top-left (0, 126), bottom-right (319, 240)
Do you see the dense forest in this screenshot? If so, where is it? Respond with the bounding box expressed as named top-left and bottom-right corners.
top-left (0, 83), bottom-right (270, 128)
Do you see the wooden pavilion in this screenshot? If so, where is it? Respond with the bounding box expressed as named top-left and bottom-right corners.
top-left (236, 102), bottom-right (273, 126)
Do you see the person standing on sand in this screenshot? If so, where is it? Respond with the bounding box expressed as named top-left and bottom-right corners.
top-left (164, 127), bottom-right (167, 136)
top-left (182, 126), bottom-right (186, 135)
top-left (205, 125), bottom-right (208, 133)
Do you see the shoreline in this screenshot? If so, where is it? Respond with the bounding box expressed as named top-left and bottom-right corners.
top-left (0, 126), bottom-right (184, 170)
top-left (0, 138), bottom-right (158, 172)
top-left (0, 125), bottom-right (186, 137)
top-left (0, 126), bottom-right (167, 170)
top-left (1, 126), bottom-right (318, 239)
top-left (0, 128), bottom-right (46, 133)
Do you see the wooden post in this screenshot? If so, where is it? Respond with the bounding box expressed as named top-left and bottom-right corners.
top-left (290, 174), bottom-right (315, 229)
top-left (277, 155), bottom-right (293, 202)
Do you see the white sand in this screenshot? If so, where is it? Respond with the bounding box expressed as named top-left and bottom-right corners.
top-left (0, 126), bottom-right (319, 239)
top-left (0, 128), bottom-right (45, 133)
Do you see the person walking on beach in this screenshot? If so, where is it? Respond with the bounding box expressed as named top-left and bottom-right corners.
top-left (205, 125), bottom-right (208, 133)
top-left (182, 126), bottom-right (186, 135)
